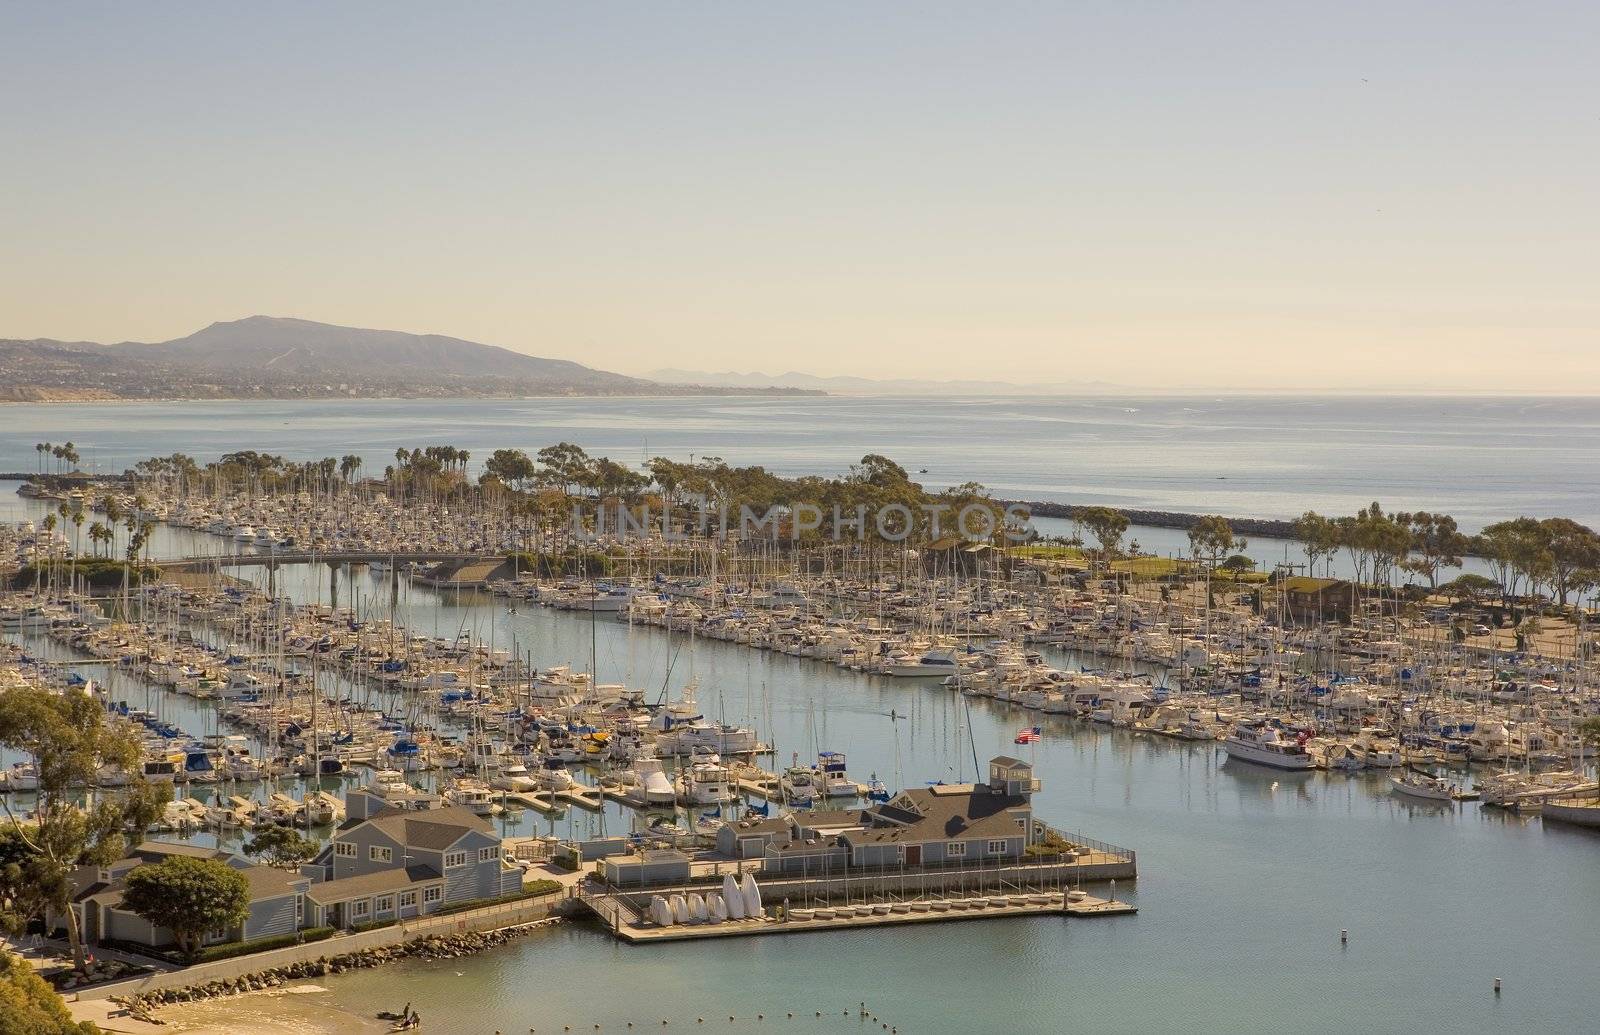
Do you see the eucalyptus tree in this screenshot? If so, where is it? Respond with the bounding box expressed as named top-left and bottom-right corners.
top-left (1077, 506), bottom-right (1130, 560)
top-left (1292, 511), bottom-right (1340, 578)
top-left (1396, 511), bottom-right (1467, 590)
top-left (1189, 515), bottom-right (1244, 606)
top-left (1539, 518), bottom-right (1600, 606)
top-left (0, 685), bottom-right (169, 971)
top-left (1476, 517), bottom-right (1551, 607)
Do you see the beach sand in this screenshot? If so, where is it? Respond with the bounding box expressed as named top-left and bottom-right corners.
top-left (72, 984), bottom-right (386, 1035)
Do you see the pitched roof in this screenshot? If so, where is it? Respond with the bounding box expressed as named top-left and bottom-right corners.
top-left (306, 864), bottom-right (441, 904)
top-left (724, 817), bottom-right (789, 836)
top-left (1283, 576), bottom-right (1350, 593)
top-left (131, 840), bottom-right (233, 862)
top-left (337, 804), bottom-right (494, 850)
top-left (841, 785), bottom-right (1032, 845)
top-left (238, 865), bottom-right (309, 900)
top-left (792, 808), bottom-right (871, 830)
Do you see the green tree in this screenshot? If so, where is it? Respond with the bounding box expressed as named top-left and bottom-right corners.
top-left (483, 448), bottom-right (537, 490)
top-left (1440, 573), bottom-right (1498, 602)
top-left (0, 685), bottom-right (169, 971)
top-left (1475, 517), bottom-right (1551, 606)
top-left (1396, 511), bottom-right (1467, 590)
top-left (1076, 507), bottom-right (1130, 558)
top-left (1540, 518), bottom-right (1600, 606)
top-left (0, 949), bottom-right (96, 1034)
top-left (1292, 511), bottom-right (1340, 578)
top-left (243, 826), bottom-right (318, 869)
top-left (1189, 515), bottom-right (1244, 605)
top-left (0, 826), bottom-right (56, 938)
top-left (536, 442), bottom-right (594, 495)
top-left (121, 856), bottom-right (250, 960)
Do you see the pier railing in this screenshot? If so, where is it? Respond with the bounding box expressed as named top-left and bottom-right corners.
top-left (1048, 828), bottom-right (1136, 863)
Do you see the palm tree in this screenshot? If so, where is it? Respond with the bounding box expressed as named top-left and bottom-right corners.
top-left (103, 496), bottom-right (123, 555)
top-left (41, 512), bottom-right (58, 590)
top-left (88, 521), bottom-right (108, 557)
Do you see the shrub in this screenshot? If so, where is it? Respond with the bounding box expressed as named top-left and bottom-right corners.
top-left (193, 926), bottom-right (335, 963)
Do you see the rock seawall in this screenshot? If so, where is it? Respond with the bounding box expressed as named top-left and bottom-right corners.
top-left (116, 919), bottom-right (559, 1015)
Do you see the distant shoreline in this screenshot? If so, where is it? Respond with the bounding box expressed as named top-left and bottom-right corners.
top-left (8, 389), bottom-right (1600, 406)
top-left (0, 388), bottom-right (825, 406)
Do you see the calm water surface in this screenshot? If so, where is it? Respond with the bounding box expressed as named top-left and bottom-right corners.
top-left (5, 395), bottom-right (1599, 530)
top-left (217, 567), bottom-right (1600, 1032)
top-left (5, 397), bottom-right (1600, 1031)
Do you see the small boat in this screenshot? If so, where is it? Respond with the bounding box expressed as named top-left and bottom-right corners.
top-left (1390, 771), bottom-right (1460, 802)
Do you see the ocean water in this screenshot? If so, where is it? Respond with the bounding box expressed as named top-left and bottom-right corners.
top-left (4, 395), bottom-right (1599, 531)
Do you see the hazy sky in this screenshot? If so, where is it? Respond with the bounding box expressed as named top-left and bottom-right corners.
top-left (3, 3), bottom-right (1597, 390)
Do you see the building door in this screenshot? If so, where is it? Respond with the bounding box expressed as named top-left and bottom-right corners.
top-left (904, 845), bottom-right (921, 866)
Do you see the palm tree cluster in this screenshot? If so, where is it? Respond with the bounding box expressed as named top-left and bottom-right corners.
top-left (33, 440), bottom-right (80, 475)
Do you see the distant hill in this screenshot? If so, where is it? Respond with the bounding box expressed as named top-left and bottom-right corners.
top-left (650, 368), bottom-right (1128, 396)
top-left (0, 317), bottom-right (815, 401)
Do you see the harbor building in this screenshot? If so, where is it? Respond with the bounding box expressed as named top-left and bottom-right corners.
top-left (759, 756), bottom-right (1040, 874)
top-left (65, 842), bottom-right (310, 953)
top-left (300, 804), bottom-right (522, 926)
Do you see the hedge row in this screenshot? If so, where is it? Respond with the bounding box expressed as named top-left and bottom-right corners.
top-left (195, 926), bottom-right (335, 963)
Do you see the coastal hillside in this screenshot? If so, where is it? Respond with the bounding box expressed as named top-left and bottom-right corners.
top-left (1, 317), bottom-right (813, 401)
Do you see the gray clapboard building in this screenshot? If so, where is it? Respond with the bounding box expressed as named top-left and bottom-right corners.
top-left (301, 804), bottom-right (521, 927)
top-left (752, 757), bottom-right (1040, 875)
top-left (67, 841), bottom-right (310, 952)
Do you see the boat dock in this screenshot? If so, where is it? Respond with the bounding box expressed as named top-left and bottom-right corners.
top-left (584, 889), bottom-right (1135, 944)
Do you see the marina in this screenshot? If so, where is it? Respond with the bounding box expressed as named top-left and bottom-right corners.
top-left (3, 417), bottom-right (1599, 1033)
top-left (10, 3), bottom-right (1600, 1027)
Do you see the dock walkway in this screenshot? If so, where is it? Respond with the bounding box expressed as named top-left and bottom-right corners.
top-left (588, 890), bottom-right (1134, 944)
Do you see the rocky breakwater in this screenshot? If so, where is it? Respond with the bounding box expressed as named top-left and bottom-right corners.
top-left (1011, 500), bottom-right (1301, 540)
top-left (115, 918), bottom-right (560, 1018)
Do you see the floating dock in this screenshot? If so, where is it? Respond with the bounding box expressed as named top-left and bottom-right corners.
top-left (590, 890), bottom-right (1134, 944)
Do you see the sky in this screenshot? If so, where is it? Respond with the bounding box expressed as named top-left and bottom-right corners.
top-left (2, 2), bottom-right (1597, 391)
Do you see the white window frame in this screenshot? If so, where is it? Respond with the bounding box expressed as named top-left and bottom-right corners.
top-left (376, 895), bottom-right (394, 913)
top-left (444, 851), bottom-right (467, 869)
top-left (946, 841), bottom-right (967, 858)
top-left (423, 885), bottom-right (442, 904)
top-left (399, 890), bottom-right (417, 908)
top-left (478, 847), bottom-right (497, 863)
top-left (369, 845), bottom-right (393, 863)
top-left (987, 839), bottom-right (1009, 854)
top-left (352, 899), bottom-right (370, 918)
top-left (335, 842), bottom-right (356, 858)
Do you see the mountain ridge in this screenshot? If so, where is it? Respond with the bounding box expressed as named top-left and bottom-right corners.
top-left (1, 317), bottom-right (816, 401)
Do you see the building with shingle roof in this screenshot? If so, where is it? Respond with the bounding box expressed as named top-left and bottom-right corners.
top-left (63, 841), bottom-right (310, 953)
top-left (761, 757), bottom-right (1041, 874)
top-left (305, 803), bottom-right (520, 916)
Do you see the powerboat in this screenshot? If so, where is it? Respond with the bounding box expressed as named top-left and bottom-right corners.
top-left (1223, 722), bottom-right (1315, 771)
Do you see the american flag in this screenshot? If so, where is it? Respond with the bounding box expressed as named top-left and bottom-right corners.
top-left (1014, 726), bottom-right (1041, 744)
